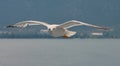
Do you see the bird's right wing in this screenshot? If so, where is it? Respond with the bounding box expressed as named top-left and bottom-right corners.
top-left (7, 20), bottom-right (50, 28)
top-left (59, 20), bottom-right (111, 30)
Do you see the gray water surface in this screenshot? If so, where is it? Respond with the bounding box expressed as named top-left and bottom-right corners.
top-left (0, 39), bottom-right (120, 66)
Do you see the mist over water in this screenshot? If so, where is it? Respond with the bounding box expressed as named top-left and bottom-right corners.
top-left (0, 39), bottom-right (120, 66)
top-left (0, 25), bottom-right (114, 38)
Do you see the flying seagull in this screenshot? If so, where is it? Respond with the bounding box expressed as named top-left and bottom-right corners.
top-left (7, 20), bottom-right (110, 38)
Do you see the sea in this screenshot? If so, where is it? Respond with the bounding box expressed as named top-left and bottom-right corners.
top-left (0, 39), bottom-right (120, 66)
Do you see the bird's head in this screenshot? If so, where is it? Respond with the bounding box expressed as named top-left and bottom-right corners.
top-left (48, 27), bottom-right (55, 31)
top-left (48, 28), bottom-right (51, 31)
top-left (48, 25), bottom-right (59, 31)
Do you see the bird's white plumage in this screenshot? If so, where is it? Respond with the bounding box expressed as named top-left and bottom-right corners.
top-left (7, 20), bottom-right (110, 38)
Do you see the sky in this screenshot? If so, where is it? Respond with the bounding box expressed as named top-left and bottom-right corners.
top-left (0, 0), bottom-right (119, 26)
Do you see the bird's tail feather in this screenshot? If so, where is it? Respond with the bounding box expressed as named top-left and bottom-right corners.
top-left (66, 30), bottom-right (76, 37)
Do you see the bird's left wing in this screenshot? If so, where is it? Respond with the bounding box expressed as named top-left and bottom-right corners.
top-left (59, 20), bottom-right (110, 30)
top-left (7, 20), bottom-right (50, 28)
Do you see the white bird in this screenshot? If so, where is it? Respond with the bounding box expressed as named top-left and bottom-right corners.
top-left (7, 20), bottom-right (110, 38)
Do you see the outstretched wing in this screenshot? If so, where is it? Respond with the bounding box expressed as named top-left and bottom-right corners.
top-left (7, 20), bottom-right (50, 28)
top-left (59, 20), bottom-right (110, 30)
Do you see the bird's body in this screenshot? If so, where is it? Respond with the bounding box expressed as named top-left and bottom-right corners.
top-left (7, 20), bottom-right (110, 38)
top-left (49, 26), bottom-right (66, 37)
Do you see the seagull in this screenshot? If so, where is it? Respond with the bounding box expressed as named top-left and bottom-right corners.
top-left (7, 20), bottom-right (110, 38)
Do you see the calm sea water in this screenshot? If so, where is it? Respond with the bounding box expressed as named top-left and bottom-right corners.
top-left (0, 39), bottom-right (120, 66)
